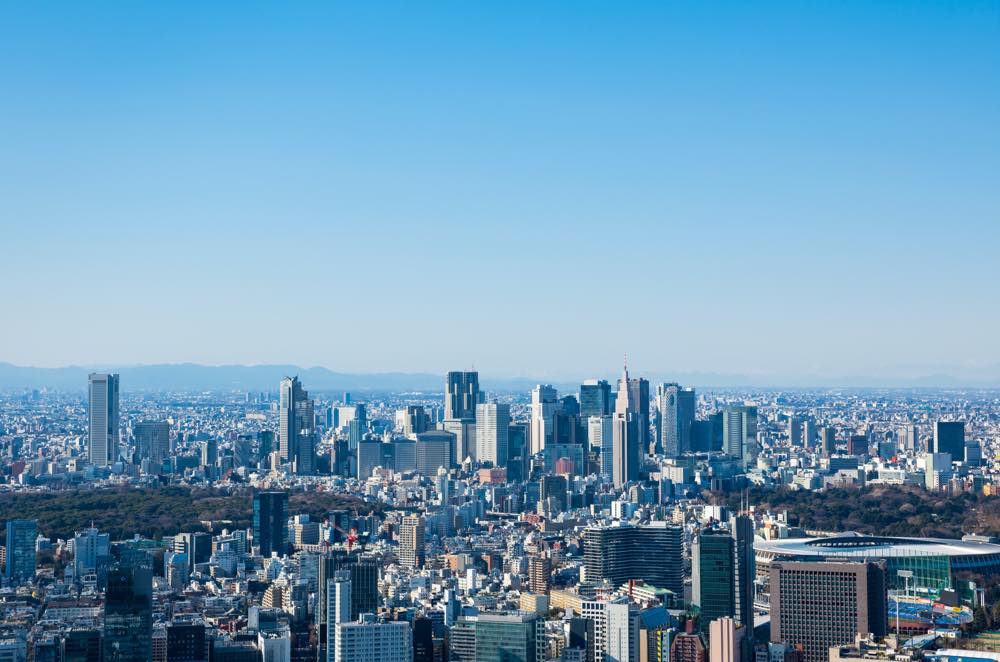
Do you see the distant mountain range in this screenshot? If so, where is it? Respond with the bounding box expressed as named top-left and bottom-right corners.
top-left (2, 361), bottom-right (1000, 392)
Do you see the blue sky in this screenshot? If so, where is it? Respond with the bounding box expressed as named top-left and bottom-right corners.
top-left (1, 2), bottom-right (998, 381)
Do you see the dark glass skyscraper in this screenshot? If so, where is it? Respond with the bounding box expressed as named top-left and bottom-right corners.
top-left (691, 529), bottom-right (734, 627)
top-left (582, 522), bottom-right (683, 596)
top-left (933, 421), bottom-right (966, 461)
top-left (103, 547), bottom-right (153, 662)
top-left (253, 491), bottom-right (288, 557)
top-left (445, 371), bottom-right (481, 420)
top-left (4, 518), bottom-right (37, 582)
top-left (579, 380), bottom-right (612, 419)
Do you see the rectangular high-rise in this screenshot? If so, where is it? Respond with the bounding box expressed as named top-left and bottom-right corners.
top-left (445, 371), bottom-right (481, 420)
top-left (627, 377), bottom-right (651, 453)
top-left (933, 421), bottom-right (965, 461)
top-left (580, 380), bottom-right (612, 419)
top-left (475, 402), bottom-right (510, 467)
top-left (769, 561), bottom-right (887, 662)
top-left (722, 406), bottom-right (757, 463)
top-left (657, 384), bottom-right (695, 458)
top-left (88, 373), bottom-right (120, 467)
top-left (279, 376), bottom-right (315, 474)
top-left (4, 519), bottom-right (37, 581)
top-left (399, 515), bottom-right (425, 569)
top-left (103, 548), bottom-right (153, 662)
top-left (530, 385), bottom-right (559, 455)
top-left (253, 491), bottom-right (288, 557)
top-left (134, 421), bottom-right (171, 467)
top-left (474, 612), bottom-right (545, 662)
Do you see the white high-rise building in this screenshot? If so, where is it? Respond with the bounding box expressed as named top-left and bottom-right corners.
top-left (475, 402), bottom-right (510, 466)
top-left (588, 416), bottom-right (613, 481)
top-left (335, 618), bottom-right (411, 662)
top-left (325, 571), bottom-right (352, 662)
top-left (88, 373), bottom-right (119, 467)
top-left (530, 385), bottom-right (559, 455)
top-left (442, 419), bottom-right (476, 464)
top-left (73, 526), bottom-right (110, 577)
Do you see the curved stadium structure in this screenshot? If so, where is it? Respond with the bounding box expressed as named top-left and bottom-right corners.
top-left (754, 533), bottom-right (1000, 605)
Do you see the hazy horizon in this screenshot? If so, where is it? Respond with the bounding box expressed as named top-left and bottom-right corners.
top-left (3, 2), bottom-right (998, 378)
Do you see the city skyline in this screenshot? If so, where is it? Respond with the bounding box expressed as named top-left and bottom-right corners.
top-left (2, 2), bottom-right (999, 379)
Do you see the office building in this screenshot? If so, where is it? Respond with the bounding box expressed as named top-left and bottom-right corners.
top-left (769, 561), bottom-right (887, 662)
top-left (709, 618), bottom-right (745, 662)
top-left (335, 617), bottom-right (412, 662)
top-left (253, 491), bottom-right (288, 557)
top-left (279, 376), bottom-right (315, 474)
top-left (415, 431), bottom-right (455, 476)
top-left (691, 530), bottom-right (734, 627)
top-left (730, 515), bottom-right (755, 629)
top-left (612, 365), bottom-right (640, 488)
top-left (583, 522), bottom-right (684, 596)
top-left (357, 440), bottom-right (383, 480)
top-left (103, 549), bottom-right (154, 662)
top-left (399, 515), bottom-right (425, 569)
top-left (403, 406), bottom-right (429, 437)
top-left (73, 525), bottom-right (110, 577)
top-left (445, 371), bottom-right (481, 421)
top-left (933, 421), bottom-right (966, 461)
top-left (88, 372), bottom-right (120, 467)
top-left (722, 406), bottom-right (757, 463)
top-left (657, 384), bottom-right (695, 458)
top-left (474, 612), bottom-right (545, 662)
top-left (4, 519), bottom-right (37, 582)
top-left (819, 426), bottom-right (837, 457)
top-left (580, 380), bottom-right (612, 419)
top-left (443, 417), bottom-right (477, 464)
top-left (626, 375), bottom-right (651, 453)
top-left (475, 402), bottom-right (510, 467)
top-left (134, 421), bottom-right (171, 467)
top-left (61, 629), bottom-right (102, 662)
top-left (530, 385), bottom-right (559, 455)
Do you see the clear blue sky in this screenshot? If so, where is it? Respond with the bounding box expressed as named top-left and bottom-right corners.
top-left (2, 2), bottom-right (998, 381)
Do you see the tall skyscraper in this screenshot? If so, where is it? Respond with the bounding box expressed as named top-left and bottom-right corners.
top-left (253, 491), bottom-right (288, 557)
top-left (103, 548), bottom-right (153, 662)
top-left (691, 529), bottom-right (734, 627)
top-left (399, 515), bottom-right (425, 570)
top-left (88, 373), bottom-right (120, 467)
top-left (722, 406), bottom-right (757, 464)
top-left (580, 380), bottom-right (612, 419)
top-left (769, 560), bottom-right (887, 662)
top-left (134, 421), bottom-right (171, 467)
top-left (625, 376), bottom-right (651, 453)
top-left (443, 418), bottom-right (477, 464)
top-left (730, 514), bottom-right (755, 630)
top-left (657, 384), bottom-right (695, 458)
top-left (475, 402), bottom-right (510, 467)
top-left (611, 364), bottom-right (640, 488)
top-left (530, 385), bottom-right (559, 455)
top-left (933, 421), bottom-right (965, 461)
top-left (787, 416), bottom-right (802, 447)
top-left (4, 519), bottom-right (37, 582)
top-left (583, 522), bottom-right (684, 596)
top-left (898, 424), bottom-right (919, 452)
top-left (279, 376), bottom-right (315, 474)
top-left (588, 415), bottom-right (614, 482)
top-left (819, 426), bottom-right (837, 457)
top-left (445, 371), bottom-right (481, 420)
